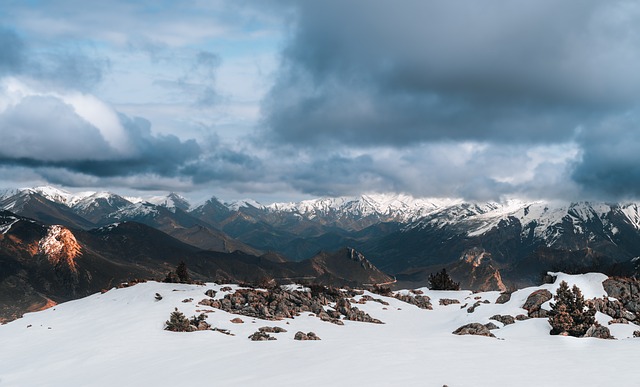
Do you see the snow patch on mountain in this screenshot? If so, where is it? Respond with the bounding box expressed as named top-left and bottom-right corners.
top-left (261, 194), bottom-right (462, 223)
top-left (108, 202), bottom-right (160, 220)
top-left (147, 193), bottom-right (191, 211)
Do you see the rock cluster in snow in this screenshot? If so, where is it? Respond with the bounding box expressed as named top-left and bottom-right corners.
top-left (199, 286), bottom-right (384, 325)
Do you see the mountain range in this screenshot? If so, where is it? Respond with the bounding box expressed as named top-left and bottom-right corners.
top-left (3, 185), bottom-right (640, 320)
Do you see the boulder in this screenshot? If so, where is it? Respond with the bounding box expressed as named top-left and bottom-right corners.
top-left (294, 331), bottom-right (321, 340)
top-left (452, 323), bottom-right (495, 338)
top-left (583, 325), bottom-right (614, 339)
top-left (467, 301), bottom-right (482, 313)
top-left (495, 292), bottom-right (512, 304)
top-left (523, 289), bottom-right (552, 317)
top-left (439, 298), bottom-right (460, 306)
top-left (258, 326), bottom-right (288, 333)
top-left (515, 314), bottom-right (530, 321)
top-left (490, 314), bottom-right (515, 325)
top-left (230, 318), bottom-right (244, 324)
top-left (603, 277), bottom-right (640, 300)
top-left (248, 331), bottom-right (276, 341)
top-left (205, 289), bottom-right (217, 298)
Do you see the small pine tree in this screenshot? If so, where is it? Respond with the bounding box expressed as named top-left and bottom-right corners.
top-left (549, 281), bottom-right (596, 337)
top-left (428, 269), bottom-right (460, 291)
top-left (165, 308), bottom-right (192, 332)
top-left (164, 271), bottom-right (179, 283)
top-left (176, 261), bottom-right (191, 284)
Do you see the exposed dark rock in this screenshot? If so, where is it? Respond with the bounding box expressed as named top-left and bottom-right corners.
top-left (220, 286), bottom-right (233, 292)
top-left (336, 298), bottom-right (384, 324)
top-left (495, 292), bottom-right (512, 304)
top-left (294, 331), bottom-right (321, 340)
top-left (230, 317), bottom-right (244, 324)
top-left (603, 277), bottom-right (640, 300)
top-left (515, 314), bottom-right (530, 321)
top-left (484, 322), bottom-right (500, 330)
top-left (211, 286), bottom-right (382, 325)
top-left (358, 295), bottom-right (390, 305)
top-left (490, 314), bottom-right (515, 325)
top-left (248, 331), bottom-right (276, 341)
top-left (523, 289), bottom-right (552, 317)
top-left (634, 331), bottom-right (640, 338)
top-left (213, 327), bottom-right (233, 336)
top-left (588, 297), bottom-right (636, 322)
top-left (154, 293), bottom-right (163, 301)
top-left (182, 298), bottom-right (193, 303)
top-left (439, 298), bottom-right (460, 306)
top-left (259, 326), bottom-right (288, 333)
top-left (394, 293), bottom-right (432, 310)
top-left (205, 289), bottom-right (217, 297)
top-left (452, 323), bottom-right (495, 338)
top-left (583, 325), bottom-right (614, 339)
top-left (608, 318), bottom-right (629, 325)
top-left (467, 301), bottom-right (482, 313)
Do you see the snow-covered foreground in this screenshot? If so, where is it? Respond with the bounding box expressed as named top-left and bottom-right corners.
top-left (2, 273), bottom-right (639, 387)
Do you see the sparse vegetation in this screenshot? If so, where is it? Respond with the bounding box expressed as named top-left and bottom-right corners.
top-left (165, 308), bottom-right (192, 332)
top-left (548, 281), bottom-right (596, 337)
top-left (164, 261), bottom-right (196, 284)
top-left (428, 269), bottom-right (460, 291)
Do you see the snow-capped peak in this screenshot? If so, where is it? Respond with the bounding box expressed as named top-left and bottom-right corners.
top-left (263, 193), bottom-right (461, 223)
top-left (23, 186), bottom-right (75, 205)
top-left (147, 193), bottom-right (191, 211)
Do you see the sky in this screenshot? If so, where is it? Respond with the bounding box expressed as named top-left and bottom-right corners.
top-left (1, 1), bottom-right (640, 203)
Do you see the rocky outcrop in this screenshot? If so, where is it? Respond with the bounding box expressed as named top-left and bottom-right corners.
top-left (495, 292), bottom-right (512, 304)
top-left (490, 314), bottom-right (515, 325)
top-left (356, 295), bottom-right (389, 305)
top-left (588, 298), bottom-right (636, 322)
top-left (523, 289), bottom-right (552, 317)
top-left (439, 298), bottom-right (461, 306)
top-left (294, 331), bottom-right (321, 340)
top-left (452, 323), bottom-right (495, 338)
top-left (248, 331), bottom-right (276, 341)
top-left (38, 225), bottom-right (82, 273)
top-left (205, 289), bottom-right (217, 298)
top-left (203, 286), bottom-right (382, 325)
top-left (258, 326), bottom-right (287, 333)
top-left (603, 277), bottom-right (640, 314)
top-left (394, 293), bottom-right (432, 310)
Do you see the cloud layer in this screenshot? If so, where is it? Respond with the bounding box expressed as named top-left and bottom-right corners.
top-left (2, 2), bottom-right (640, 201)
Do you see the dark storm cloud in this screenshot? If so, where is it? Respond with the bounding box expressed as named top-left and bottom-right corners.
top-left (263, 0), bottom-right (640, 146)
top-left (571, 110), bottom-right (640, 199)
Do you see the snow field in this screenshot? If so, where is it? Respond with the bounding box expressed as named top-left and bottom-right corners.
top-left (1, 273), bottom-right (640, 386)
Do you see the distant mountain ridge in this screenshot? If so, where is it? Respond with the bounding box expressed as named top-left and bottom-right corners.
top-left (3, 185), bottom-right (640, 291)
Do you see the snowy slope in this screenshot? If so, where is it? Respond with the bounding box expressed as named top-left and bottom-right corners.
top-left (1, 273), bottom-right (639, 387)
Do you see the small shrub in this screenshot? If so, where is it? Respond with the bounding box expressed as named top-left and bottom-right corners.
top-left (165, 308), bottom-right (193, 332)
top-left (548, 281), bottom-right (596, 337)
